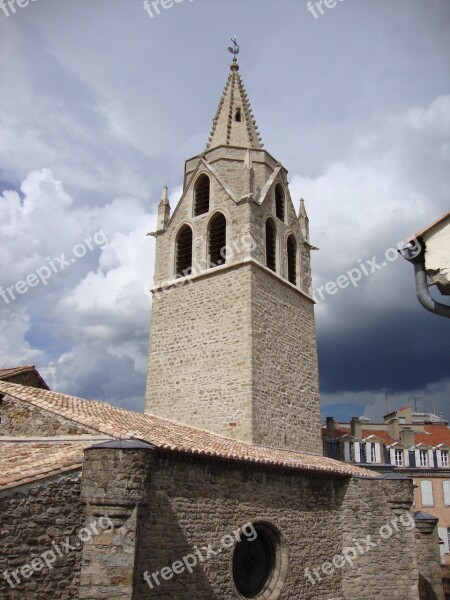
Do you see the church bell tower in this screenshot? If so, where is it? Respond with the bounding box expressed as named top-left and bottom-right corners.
top-left (145, 49), bottom-right (321, 454)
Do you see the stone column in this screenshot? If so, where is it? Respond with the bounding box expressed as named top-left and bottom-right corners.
top-left (414, 512), bottom-right (445, 600)
top-left (79, 440), bottom-right (154, 600)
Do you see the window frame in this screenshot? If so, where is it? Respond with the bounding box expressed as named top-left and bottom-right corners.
top-left (193, 173), bottom-right (210, 217)
top-left (275, 184), bottom-right (285, 222)
top-left (207, 211), bottom-right (227, 269)
top-left (286, 234), bottom-right (297, 286)
top-left (265, 217), bottom-right (277, 273)
top-left (175, 224), bottom-right (193, 278)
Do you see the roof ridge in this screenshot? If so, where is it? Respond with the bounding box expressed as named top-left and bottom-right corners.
top-left (0, 381), bottom-right (374, 478)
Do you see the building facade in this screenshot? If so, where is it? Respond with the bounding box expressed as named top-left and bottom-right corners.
top-left (324, 405), bottom-right (450, 596)
top-left (0, 56), bottom-right (445, 600)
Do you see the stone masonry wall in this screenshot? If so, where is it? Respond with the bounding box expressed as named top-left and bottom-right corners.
top-left (0, 473), bottom-right (83, 600)
top-left (135, 454), bottom-right (348, 599)
top-left (0, 395), bottom-right (100, 437)
top-left (251, 263), bottom-right (322, 453)
top-left (415, 516), bottom-right (445, 600)
top-left (1, 371), bottom-right (47, 389)
top-left (340, 477), bottom-right (420, 600)
top-left (146, 265), bottom-right (254, 442)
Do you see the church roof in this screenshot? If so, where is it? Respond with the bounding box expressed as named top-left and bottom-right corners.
top-left (206, 59), bottom-right (263, 151)
top-left (0, 366), bottom-right (34, 378)
top-left (0, 365), bottom-right (50, 389)
top-left (0, 440), bottom-right (91, 490)
top-left (0, 381), bottom-right (374, 489)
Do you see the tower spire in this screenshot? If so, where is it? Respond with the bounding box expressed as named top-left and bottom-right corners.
top-left (206, 40), bottom-right (263, 151)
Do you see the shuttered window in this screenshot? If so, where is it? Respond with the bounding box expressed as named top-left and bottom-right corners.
top-left (208, 213), bottom-right (227, 268)
top-left (443, 481), bottom-right (450, 506)
top-left (275, 184), bottom-right (285, 221)
top-left (265, 219), bottom-right (276, 272)
top-left (194, 174), bottom-right (210, 216)
top-left (420, 480), bottom-right (434, 507)
top-left (287, 234), bottom-right (297, 285)
top-left (175, 225), bottom-right (193, 277)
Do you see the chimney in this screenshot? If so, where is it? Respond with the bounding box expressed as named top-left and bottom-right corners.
top-left (326, 417), bottom-right (337, 439)
top-left (351, 417), bottom-right (362, 439)
top-left (400, 427), bottom-right (415, 448)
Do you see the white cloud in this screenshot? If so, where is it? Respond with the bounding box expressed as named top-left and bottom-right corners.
top-left (0, 169), bottom-right (156, 406)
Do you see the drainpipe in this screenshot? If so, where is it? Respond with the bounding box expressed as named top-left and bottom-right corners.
top-left (401, 240), bottom-right (450, 319)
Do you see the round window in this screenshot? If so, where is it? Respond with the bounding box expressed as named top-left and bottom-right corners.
top-left (232, 525), bottom-right (277, 598)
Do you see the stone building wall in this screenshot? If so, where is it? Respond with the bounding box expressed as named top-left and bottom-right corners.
top-left (340, 477), bottom-right (420, 599)
top-left (415, 515), bottom-right (445, 600)
top-left (0, 395), bottom-right (100, 437)
top-left (0, 473), bottom-right (82, 600)
top-left (1, 370), bottom-right (47, 389)
top-left (146, 264), bottom-right (254, 442)
top-left (78, 446), bottom-right (424, 599)
top-left (251, 264), bottom-right (321, 453)
top-left (135, 453), bottom-right (347, 600)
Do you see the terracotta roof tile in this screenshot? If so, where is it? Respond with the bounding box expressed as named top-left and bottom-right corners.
top-left (0, 441), bottom-right (89, 490)
top-left (415, 426), bottom-right (450, 447)
top-left (0, 381), bottom-right (374, 485)
top-left (325, 425), bottom-right (450, 447)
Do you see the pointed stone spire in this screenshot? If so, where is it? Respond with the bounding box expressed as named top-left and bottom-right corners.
top-left (157, 185), bottom-right (170, 232)
top-left (299, 198), bottom-right (310, 243)
top-left (206, 58), bottom-right (263, 151)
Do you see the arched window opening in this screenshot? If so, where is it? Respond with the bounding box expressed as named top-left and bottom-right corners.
top-left (194, 174), bottom-right (210, 216)
top-left (275, 184), bottom-right (285, 222)
top-left (208, 213), bottom-right (227, 268)
top-left (265, 218), bottom-right (277, 272)
top-left (287, 234), bottom-right (297, 285)
top-left (175, 225), bottom-right (193, 277)
top-left (235, 108), bottom-right (242, 122)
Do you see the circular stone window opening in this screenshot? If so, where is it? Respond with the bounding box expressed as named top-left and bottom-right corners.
top-left (232, 523), bottom-right (285, 599)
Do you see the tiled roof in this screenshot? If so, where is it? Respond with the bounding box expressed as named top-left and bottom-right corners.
top-left (416, 426), bottom-right (450, 447)
top-left (0, 381), bottom-right (374, 487)
top-left (0, 441), bottom-right (89, 490)
top-left (325, 425), bottom-right (450, 447)
top-left (0, 365), bottom-right (49, 390)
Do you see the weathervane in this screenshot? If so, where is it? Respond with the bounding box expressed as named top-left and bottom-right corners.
top-left (228, 36), bottom-right (240, 59)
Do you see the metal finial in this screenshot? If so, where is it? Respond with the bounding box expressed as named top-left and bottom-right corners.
top-left (227, 36), bottom-right (240, 59)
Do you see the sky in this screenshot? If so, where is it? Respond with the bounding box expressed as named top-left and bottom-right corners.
top-left (0, 0), bottom-right (449, 423)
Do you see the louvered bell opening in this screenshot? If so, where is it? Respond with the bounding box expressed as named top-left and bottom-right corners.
top-left (176, 226), bottom-right (193, 277)
top-left (209, 213), bottom-right (227, 268)
top-left (265, 219), bottom-right (276, 272)
top-left (287, 234), bottom-right (297, 285)
top-left (194, 175), bottom-right (210, 216)
top-left (275, 184), bottom-right (285, 222)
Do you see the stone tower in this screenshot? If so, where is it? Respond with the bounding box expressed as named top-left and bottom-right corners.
top-left (145, 56), bottom-right (321, 453)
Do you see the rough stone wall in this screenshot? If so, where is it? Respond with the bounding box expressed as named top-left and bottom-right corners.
top-left (340, 477), bottom-right (420, 600)
top-left (147, 146), bottom-right (318, 453)
top-left (0, 473), bottom-right (82, 600)
top-left (1, 371), bottom-right (47, 389)
top-left (80, 446), bottom-right (153, 600)
top-left (415, 518), bottom-right (445, 600)
top-left (0, 395), bottom-right (99, 437)
top-left (152, 166), bottom-right (251, 286)
top-left (251, 263), bottom-right (321, 453)
top-left (135, 454), bottom-right (347, 600)
top-left (146, 265), bottom-right (254, 442)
